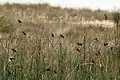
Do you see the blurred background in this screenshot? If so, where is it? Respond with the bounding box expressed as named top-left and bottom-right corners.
top-left (0, 0), bottom-right (120, 11)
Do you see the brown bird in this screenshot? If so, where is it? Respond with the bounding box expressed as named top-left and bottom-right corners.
top-left (10, 57), bottom-right (14, 61)
top-left (95, 51), bottom-right (101, 56)
top-left (45, 68), bottom-right (57, 74)
top-left (76, 65), bottom-right (79, 69)
top-left (11, 48), bottom-right (17, 52)
top-left (51, 33), bottom-right (55, 37)
top-left (60, 34), bottom-right (64, 38)
top-left (77, 42), bottom-right (82, 46)
top-left (95, 37), bottom-right (99, 41)
top-left (22, 31), bottom-right (26, 36)
top-left (95, 53), bottom-right (99, 56)
top-left (53, 70), bottom-right (57, 74)
top-left (45, 68), bottom-right (51, 71)
top-left (76, 48), bottom-right (80, 52)
top-left (92, 60), bottom-right (95, 63)
top-left (104, 43), bottom-right (108, 47)
top-left (17, 19), bottom-right (22, 23)
top-left (110, 47), bottom-right (113, 50)
top-left (104, 14), bottom-right (107, 20)
top-left (98, 51), bottom-right (101, 55)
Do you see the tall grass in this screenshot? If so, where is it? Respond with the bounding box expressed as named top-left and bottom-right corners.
top-left (0, 3), bottom-right (120, 80)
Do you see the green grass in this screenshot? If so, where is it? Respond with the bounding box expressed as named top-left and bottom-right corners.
top-left (0, 3), bottom-right (120, 80)
top-left (0, 27), bottom-right (119, 80)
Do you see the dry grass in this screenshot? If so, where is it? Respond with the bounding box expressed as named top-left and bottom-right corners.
top-left (0, 3), bottom-right (120, 80)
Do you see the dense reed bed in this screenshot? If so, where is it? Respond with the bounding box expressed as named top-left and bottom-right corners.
top-left (0, 3), bottom-right (120, 80)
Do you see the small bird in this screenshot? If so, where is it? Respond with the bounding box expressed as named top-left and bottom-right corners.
top-left (17, 19), bottom-right (22, 23)
top-left (104, 43), bottom-right (108, 47)
top-left (76, 48), bottom-right (80, 52)
top-left (77, 42), bottom-right (82, 46)
top-left (110, 47), bottom-right (113, 50)
top-left (45, 68), bottom-right (57, 74)
top-left (22, 31), bottom-right (26, 36)
top-left (95, 37), bottom-right (99, 41)
top-left (92, 60), bottom-right (95, 63)
top-left (53, 70), bottom-right (57, 74)
top-left (104, 14), bottom-right (107, 20)
top-left (95, 51), bottom-right (101, 56)
top-left (51, 33), bottom-right (55, 37)
top-left (98, 51), bottom-right (101, 55)
top-left (45, 68), bottom-right (51, 71)
top-left (9, 57), bottom-right (14, 61)
top-left (11, 48), bottom-right (17, 52)
top-left (95, 53), bottom-right (99, 56)
top-left (60, 34), bottom-right (64, 38)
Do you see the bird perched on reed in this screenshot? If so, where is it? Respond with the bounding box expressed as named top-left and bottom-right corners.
top-left (22, 31), bottom-right (26, 36)
top-left (11, 48), bottom-right (17, 52)
top-left (17, 19), bottom-right (22, 23)
top-left (94, 37), bottom-right (99, 41)
top-left (104, 42), bottom-right (108, 47)
top-left (9, 57), bottom-right (14, 61)
top-left (60, 34), bottom-right (64, 38)
top-left (104, 14), bottom-right (107, 20)
top-left (51, 33), bottom-right (55, 37)
top-left (77, 42), bottom-right (82, 46)
top-left (76, 48), bottom-right (80, 52)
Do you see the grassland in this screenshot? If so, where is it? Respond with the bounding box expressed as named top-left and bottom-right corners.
top-left (0, 3), bottom-right (120, 80)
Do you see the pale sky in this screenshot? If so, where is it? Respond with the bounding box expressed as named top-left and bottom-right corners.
top-left (0, 0), bottom-right (120, 10)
